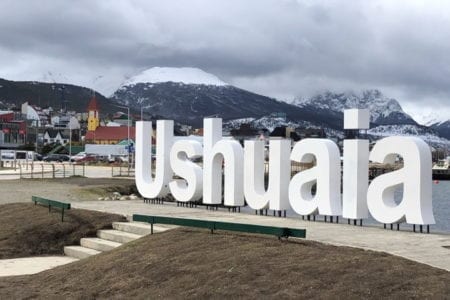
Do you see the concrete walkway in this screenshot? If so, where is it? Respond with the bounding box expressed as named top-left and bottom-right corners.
top-left (0, 256), bottom-right (78, 277)
top-left (73, 200), bottom-right (450, 272)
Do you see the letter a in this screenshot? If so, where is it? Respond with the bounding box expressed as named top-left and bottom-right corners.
top-left (367, 137), bottom-right (435, 225)
top-left (289, 139), bottom-right (341, 216)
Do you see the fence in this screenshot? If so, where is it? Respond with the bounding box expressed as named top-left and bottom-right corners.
top-left (111, 164), bottom-right (135, 177)
top-left (18, 162), bottom-right (86, 179)
top-left (32, 196), bottom-right (71, 222)
top-left (133, 214), bottom-right (306, 239)
top-left (109, 161), bottom-right (310, 179)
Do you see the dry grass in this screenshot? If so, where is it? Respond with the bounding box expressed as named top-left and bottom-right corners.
top-left (0, 203), bottom-right (125, 259)
top-left (0, 227), bottom-right (448, 299)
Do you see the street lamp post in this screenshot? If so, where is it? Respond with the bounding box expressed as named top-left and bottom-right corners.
top-left (127, 106), bottom-right (130, 169)
top-left (112, 104), bottom-right (131, 169)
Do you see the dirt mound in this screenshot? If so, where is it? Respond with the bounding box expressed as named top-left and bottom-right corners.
top-left (0, 203), bottom-right (125, 259)
top-left (0, 228), bottom-right (448, 299)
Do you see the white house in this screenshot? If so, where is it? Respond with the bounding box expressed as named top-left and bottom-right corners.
top-left (43, 129), bottom-right (70, 145)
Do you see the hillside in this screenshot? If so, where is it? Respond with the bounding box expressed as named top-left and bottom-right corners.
top-left (110, 67), bottom-right (342, 128)
top-left (293, 90), bottom-right (417, 126)
top-left (1, 70), bottom-right (448, 147)
top-left (430, 120), bottom-right (450, 140)
top-left (112, 82), bottom-right (331, 127)
top-left (0, 78), bottom-right (115, 114)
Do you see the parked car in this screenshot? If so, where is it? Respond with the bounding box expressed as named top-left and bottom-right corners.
top-left (108, 154), bottom-right (129, 163)
top-left (70, 152), bottom-right (86, 162)
top-left (73, 154), bottom-right (98, 163)
top-left (43, 154), bottom-right (70, 162)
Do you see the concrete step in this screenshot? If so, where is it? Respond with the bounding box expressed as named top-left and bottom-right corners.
top-left (97, 229), bottom-right (142, 243)
top-left (64, 246), bottom-right (101, 259)
top-left (112, 222), bottom-right (173, 235)
top-left (80, 237), bottom-right (122, 252)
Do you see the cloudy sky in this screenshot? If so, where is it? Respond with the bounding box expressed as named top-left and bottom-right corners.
top-left (0, 0), bottom-right (449, 122)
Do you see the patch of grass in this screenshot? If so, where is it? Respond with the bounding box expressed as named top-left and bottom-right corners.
top-left (0, 228), bottom-right (448, 299)
top-left (0, 203), bottom-right (125, 259)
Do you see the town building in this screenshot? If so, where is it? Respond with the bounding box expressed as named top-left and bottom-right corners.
top-left (87, 95), bottom-right (100, 132)
top-left (85, 96), bottom-right (136, 145)
top-left (85, 126), bottom-right (136, 144)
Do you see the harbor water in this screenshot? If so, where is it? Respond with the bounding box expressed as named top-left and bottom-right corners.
top-left (242, 180), bottom-right (450, 234)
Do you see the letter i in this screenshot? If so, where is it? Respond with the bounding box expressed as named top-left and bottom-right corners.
top-left (342, 109), bottom-right (370, 220)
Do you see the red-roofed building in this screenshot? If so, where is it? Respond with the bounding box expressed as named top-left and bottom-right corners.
top-left (85, 126), bottom-right (136, 144)
top-left (0, 111), bottom-right (14, 122)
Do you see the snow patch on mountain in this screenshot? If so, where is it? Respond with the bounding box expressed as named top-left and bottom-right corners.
top-left (36, 71), bottom-right (71, 85)
top-left (368, 124), bottom-right (450, 148)
top-left (121, 67), bottom-right (228, 87)
top-left (415, 112), bottom-right (449, 126)
top-left (223, 116), bottom-right (344, 139)
top-left (293, 90), bottom-right (416, 125)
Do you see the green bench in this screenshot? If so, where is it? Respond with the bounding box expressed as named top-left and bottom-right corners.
top-left (133, 214), bottom-right (306, 239)
top-left (32, 196), bottom-right (71, 222)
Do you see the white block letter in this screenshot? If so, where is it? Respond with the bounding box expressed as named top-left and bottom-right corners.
top-left (342, 140), bottom-right (369, 219)
top-left (169, 140), bottom-right (203, 202)
top-left (367, 137), bottom-right (434, 225)
top-left (342, 109), bottom-right (370, 219)
top-left (135, 120), bottom-right (173, 198)
top-left (203, 118), bottom-right (244, 206)
top-left (244, 140), bottom-right (291, 210)
top-left (289, 139), bottom-right (342, 216)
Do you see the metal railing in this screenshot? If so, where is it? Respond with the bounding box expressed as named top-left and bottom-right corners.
top-left (32, 195), bottom-right (71, 222)
top-left (133, 214), bottom-right (306, 239)
top-left (18, 162), bottom-right (86, 179)
top-left (111, 164), bottom-right (135, 177)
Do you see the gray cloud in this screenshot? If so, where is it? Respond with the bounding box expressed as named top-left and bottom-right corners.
top-left (0, 0), bottom-right (449, 121)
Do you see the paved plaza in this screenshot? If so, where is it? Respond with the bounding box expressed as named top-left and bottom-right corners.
top-left (73, 200), bottom-right (450, 272)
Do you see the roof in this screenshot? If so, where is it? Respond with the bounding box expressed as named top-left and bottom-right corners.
top-left (269, 126), bottom-right (287, 137)
top-left (85, 126), bottom-right (136, 141)
top-left (45, 129), bottom-right (70, 139)
top-left (87, 96), bottom-right (99, 111)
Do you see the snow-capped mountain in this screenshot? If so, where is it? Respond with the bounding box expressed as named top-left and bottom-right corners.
top-left (287, 89), bottom-right (450, 146)
top-left (223, 115), bottom-right (344, 139)
top-left (416, 112), bottom-right (448, 127)
top-left (110, 67), bottom-right (325, 127)
top-left (429, 121), bottom-right (450, 140)
top-left (223, 114), bottom-right (450, 148)
top-left (367, 124), bottom-right (450, 148)
top-left (38, 71), bottom-right (71, 85)
top-left (110, 68), bottom-right (449, 148)
top-left (293, 90), bottom-right (417, 126)
top-left (121, 67), bottom-right (228, 87)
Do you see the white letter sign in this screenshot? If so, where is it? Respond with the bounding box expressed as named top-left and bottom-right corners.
top-left (289, 139), bottom-right (342, 217)
top-left (367, 136), bottom-right (435, 225)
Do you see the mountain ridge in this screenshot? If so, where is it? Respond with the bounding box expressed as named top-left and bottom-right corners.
top-left (120, 67), bottom-right (228, 87)
top-left (0, 78), bottom-right (114, 114)
top-left (0, 67), bottom-right (448, 148)
top-left (292, 90), bottom-right (417, 126)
